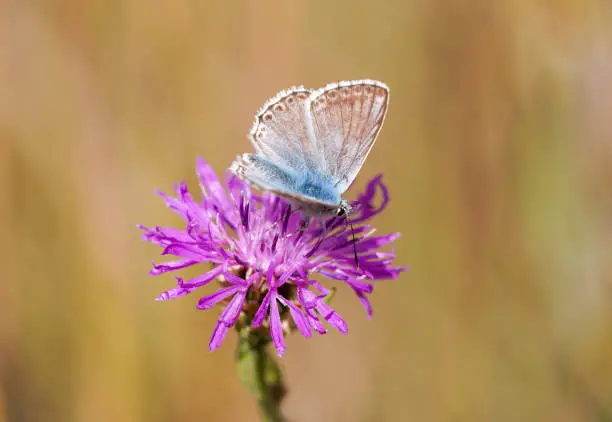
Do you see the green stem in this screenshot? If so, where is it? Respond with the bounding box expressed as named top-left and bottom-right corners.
top-left (235, 328), bottom-right (286, 422)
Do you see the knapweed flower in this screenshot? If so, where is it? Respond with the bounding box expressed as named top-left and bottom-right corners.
top-left (138, 158), bottom-right (406, 356)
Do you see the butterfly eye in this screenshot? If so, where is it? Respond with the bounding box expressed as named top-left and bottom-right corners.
top-left (336, 208), bottom-right (346, 217)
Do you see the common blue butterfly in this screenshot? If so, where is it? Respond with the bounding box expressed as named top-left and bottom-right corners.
top-left (231, 79), bottom-right (389, 218)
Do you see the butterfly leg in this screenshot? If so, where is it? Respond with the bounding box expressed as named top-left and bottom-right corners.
top-left (266, 205), bottom-right (302, 233)
top-left (286, 215), bottom-right (312, 240)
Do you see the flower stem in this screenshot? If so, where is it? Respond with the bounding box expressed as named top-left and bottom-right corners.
top-left (235, 327), bottom-right (287, 422)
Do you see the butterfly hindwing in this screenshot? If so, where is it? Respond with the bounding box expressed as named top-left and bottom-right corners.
top-left (231, 154), bottom-right (341, 215)
top-left (231, 153), bottom-right (298, 194)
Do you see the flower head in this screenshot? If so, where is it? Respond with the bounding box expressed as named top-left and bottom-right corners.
top-left (139, 158), bottom-right (407, 356)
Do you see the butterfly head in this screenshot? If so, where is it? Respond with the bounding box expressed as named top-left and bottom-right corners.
top-left (336, 199), bottom-right (360, 268)
top-left (336, 199), bottom-right (352, 218)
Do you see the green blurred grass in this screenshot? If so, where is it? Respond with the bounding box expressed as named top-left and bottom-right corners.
top-left (1, 1), bottom-right (611, 421)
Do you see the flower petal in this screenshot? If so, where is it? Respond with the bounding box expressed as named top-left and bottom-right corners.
top-left (224, 270), bottom-right (259, 287)
top-left (315, 300), bottom-right (348, 334)
top-left (354, 288), bottom-right (373, 318)
top-left (197, 285), bottom-right (241, 310)
top-left (251, 289), bottom-right (272, 327)
top-left (298, 287), bottom-right (347, 334)
top-left (219, 290), bottom-right (247, 326)
top-left (162, 243), bottom-right (214, 261)
top-left (150, 259), bottom-right (197, 275)
top-left (139, 225), bottom-right (194, 245)
top-left (225, 172), bottom-right (249, 204)
top-left (196, 157), bottom-right (228, 208)
top-left (278, 297), bottom-right (311, 338)
top-left (354, 233), bottom-right (401, 253)
top-left (354, 174), bottom-right (389, 222)
top-left (361, 262), bottom-right (409, 280)
top-left (180, 266), bottom-right (224, 289)
top-left (155, 270), bottom-right (223, 301)
top-left (269, 295), bottom-right (286, 357)
top-left (156, 285), bottom-right (192, 301)
top-left (344, 278), bottom-right (374, 294)
top-left (297, 287), bottom-right (317, 309)
top-left (156, 190), bottom-right (189, 219)
top-left (305, 308), bottom-right (327, 334)
top-left (209, 320), bottom-right (229, 351)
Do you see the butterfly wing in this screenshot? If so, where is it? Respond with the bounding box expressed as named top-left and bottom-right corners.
top-left (231, 153), bottom-right (340, 215)
top-left (232, 153), bottom-right (296, 193)
top-left (306, 79), bottom-right (389, 194)
top-left (248, 86), bottom-right (327, 172)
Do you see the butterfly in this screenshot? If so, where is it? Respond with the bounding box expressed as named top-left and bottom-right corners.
top-left (231, 79), bottom-right (389, 219)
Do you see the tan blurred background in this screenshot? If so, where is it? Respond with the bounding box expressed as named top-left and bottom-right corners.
top-left (2, 1), bottom-right (612, 421)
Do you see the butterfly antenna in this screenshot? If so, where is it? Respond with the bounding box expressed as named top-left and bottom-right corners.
top-left (345, 209), bottom-right (359, 268)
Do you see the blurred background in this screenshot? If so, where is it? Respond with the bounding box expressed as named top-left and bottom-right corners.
top-left (1, 1), bottom-right (612, 421)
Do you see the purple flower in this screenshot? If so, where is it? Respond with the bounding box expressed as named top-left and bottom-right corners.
top-left (138, 158), bottom-right (407, 356)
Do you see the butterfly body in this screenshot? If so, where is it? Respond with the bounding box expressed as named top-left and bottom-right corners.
top-left (231, 79), bottom-right (389, 217)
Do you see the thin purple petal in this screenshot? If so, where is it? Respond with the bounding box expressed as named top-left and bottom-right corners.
top-left (162, 243), bottom-right (212, 261)
top-left (354, 288), bottom-right (373, 318)
top-left (178, 266), bottom-right (224, 289)
top-left (209, 321), bottom-right (229, 351)
top-left (156, 190), bottom-right (189, 219)
top-left (305, 308), bottom-right (327, 334)
top-left (150, 259), bottom-right (197, 275)
top-left (155, 268), bottom-right (222, 301)
top-left (269, 295), bottom-right (286, 357)
top-left (251, 289), bottom-right (273, 327)
top-left (197, 285), bottom-right (241, 310)
top-left (219, 290), bottom-right (247, 325)
top-left (196, 158), bottom-right (228, 208)
top-left (353, 174), bottom-right (389, 223)
top-left (278, 297), bottom-right (311, 338)
top-left (315, 300), bottom-right (348, 334)
top-left (344, 278), bottom-right (374, 294)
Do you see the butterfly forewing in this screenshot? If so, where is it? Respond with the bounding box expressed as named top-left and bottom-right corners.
top-left (248, 87), bottom-right (325, 172)
top-left (306, 80), bottom-right (389, 194)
